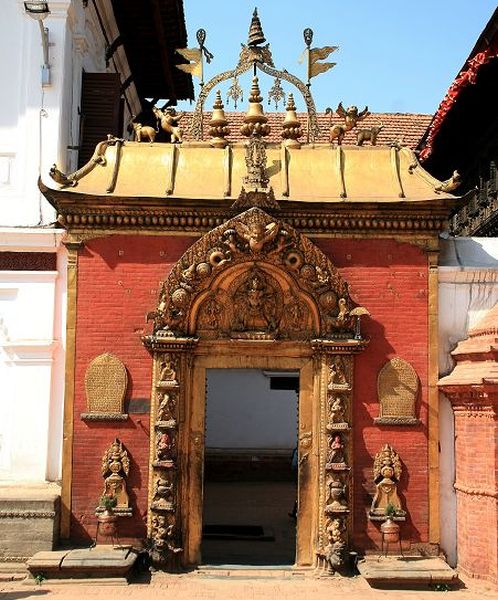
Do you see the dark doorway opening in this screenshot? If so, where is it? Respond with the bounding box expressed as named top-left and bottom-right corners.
top-left (202, 369), bottom-right (299, 566)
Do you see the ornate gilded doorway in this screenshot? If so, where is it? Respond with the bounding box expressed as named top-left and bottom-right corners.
top-left (143, 208), bottom-right (368, 571)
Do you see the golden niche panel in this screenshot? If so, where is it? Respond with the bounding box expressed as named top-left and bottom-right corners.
top-left (82, 353), bottom-right (128, 421)
top-left (375, 357), bottom-right (419, 425)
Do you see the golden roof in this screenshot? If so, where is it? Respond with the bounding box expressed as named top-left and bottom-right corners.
top-left (43, 141), bottom-right (460, 205)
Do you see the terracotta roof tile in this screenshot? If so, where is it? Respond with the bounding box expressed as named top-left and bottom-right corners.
top-left (182, 111), bottom-right (432, 149)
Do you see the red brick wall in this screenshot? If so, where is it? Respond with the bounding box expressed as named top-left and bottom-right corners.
top-left (71, 235), bottom-right (195, 542)
top-left (71, 234), bottom-right (429, 551)
top-left (315, 238), bottom-right (429, 550)
top-left (453, 406), bottom-right (498, 584)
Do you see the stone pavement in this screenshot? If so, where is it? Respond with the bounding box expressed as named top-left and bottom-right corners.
top-left (0, 573), bottom-right (497, 600)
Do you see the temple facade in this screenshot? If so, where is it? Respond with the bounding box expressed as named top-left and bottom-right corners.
top-left (40, 12), bottom-right (470, 573)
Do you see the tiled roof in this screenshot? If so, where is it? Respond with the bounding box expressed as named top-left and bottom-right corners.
top-left (182, 111), bottom-right (432, 149)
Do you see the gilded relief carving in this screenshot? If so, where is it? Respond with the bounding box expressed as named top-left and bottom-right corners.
top-left (375, 357), bottom-right (419, 425)
top-left (99, 438), bottom-right (131, 516)
top-left (149, 207), bottom-right (366, 341)
top-left (317, 516), bottom-right (347, 574)
top-left (83, 353), bottom-right (128, 420)
top-left (369, 444), bottom-right (406, 520)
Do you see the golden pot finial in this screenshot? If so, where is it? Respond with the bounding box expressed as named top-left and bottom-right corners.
top-left (248, 8), bottom-right (266, 47)
top-left (209, 90), bottom-right (230, 148)
top-left (281, 93), bottom-right (302, 148)
top-left (241, 76), bottom-right (270, 137)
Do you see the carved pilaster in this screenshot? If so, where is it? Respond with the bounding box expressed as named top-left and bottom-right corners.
top-left (145, 334), bottom-right (198, 568)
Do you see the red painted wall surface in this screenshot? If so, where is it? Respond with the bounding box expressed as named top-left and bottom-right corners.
top-left (72, 234), bottom-right (429, 551)
top-left (314, 239), bottom-right (429, 551)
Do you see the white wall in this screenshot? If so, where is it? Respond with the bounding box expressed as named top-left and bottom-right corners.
top-left (0, 1), bottom-right (140, 487)
top-left (206, 369), bottom-right (298, 450)
top-left (0, 229), bottom-right (65, 482)
top-left (438, 237), bottom-right (498, 567)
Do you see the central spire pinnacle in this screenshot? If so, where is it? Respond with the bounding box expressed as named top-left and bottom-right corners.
top-left (248, 8), bottom-right (266, 47)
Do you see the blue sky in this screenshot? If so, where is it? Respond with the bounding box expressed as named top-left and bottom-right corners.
top-left (178, 0), bottom-right (497, 115)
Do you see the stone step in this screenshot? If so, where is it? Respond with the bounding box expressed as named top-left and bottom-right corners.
top-left (358, 557), bottom-right (458, 587)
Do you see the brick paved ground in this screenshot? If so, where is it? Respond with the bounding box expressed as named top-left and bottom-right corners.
top-left (1, 573), bottom-right (496, 600)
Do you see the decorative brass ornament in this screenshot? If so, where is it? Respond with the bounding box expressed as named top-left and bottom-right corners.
top-left (152, 106), bottom-right (184, 144)
top-left (356, 122), bottom-right (384, 146)
top-left (375, 357), bottom-right (419, 425)
top-left (49, 136), bottom-right (123, 188)
top-left (435, 169), bottom-right (462, 194)
top-left (281, 93), bottom-right (303, 149)
top-left (369, 444), bottom-right (406, 521)
top-left (241, 77), bottom-right (270, 138)
top-left (326, 102), bottom-right (370, 146)
top-left (147, 208), bottom-right (367, 341)
top-left (209, 90), bottom-right (230, 148)
top-left (130, 119), bottom-right (156, 144)
top-left (176, 28), bottom-right (214, 83)
top-left (189, 9), bottom-right (321, 141)
top-left (99, 438), bottom-right (132, 516)
top-left (82, 353), bottom-right (128, 420)
top-left (268, 76), bottom-right (285, 109)
top-left (226, 76), bottom-right (243, 109)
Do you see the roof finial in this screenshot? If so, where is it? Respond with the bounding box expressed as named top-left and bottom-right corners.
top-left (248, 7), bottom-right (266, 47)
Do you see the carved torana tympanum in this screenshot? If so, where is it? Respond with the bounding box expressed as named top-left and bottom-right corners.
top-left (149, 207), bottom-right (366, 342)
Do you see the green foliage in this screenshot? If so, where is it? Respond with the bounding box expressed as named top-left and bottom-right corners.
top-left (384, 503), bottom-right (397, 517)
top-left (99, 494), bottom-right (117, 511)
top-left (33, 572), bottom-right (46, 585)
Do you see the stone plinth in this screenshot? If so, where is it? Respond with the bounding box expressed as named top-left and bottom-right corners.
top-left (27, 547), bottom-right (137, 582)
top-left (0, 483), bottom-right (60, 560)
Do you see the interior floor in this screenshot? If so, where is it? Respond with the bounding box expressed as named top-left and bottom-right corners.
top-left (202, 481), bottom-right (296, 566)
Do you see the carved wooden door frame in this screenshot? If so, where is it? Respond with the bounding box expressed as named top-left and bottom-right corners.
top-left (143, 208), bottom-right (368, 571)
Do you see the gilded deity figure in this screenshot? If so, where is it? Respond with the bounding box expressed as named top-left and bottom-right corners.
top-left (326, 433), bottom-right (346, 467)
top-left (233, 271), bottom-right (277, 332)
top-left (159, 354), bottom-right (177, 384)
top-left (101, 438), bottom-right (130, 510)
top-left (369, 444), bottom-right (406, 518)
top-left (157, 392), bottom-right (176, 423)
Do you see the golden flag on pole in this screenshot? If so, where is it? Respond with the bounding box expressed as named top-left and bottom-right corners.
top-left (308, 45), bottom-right (338, 79)
top-left (176, 47), bottom-right (203, 79)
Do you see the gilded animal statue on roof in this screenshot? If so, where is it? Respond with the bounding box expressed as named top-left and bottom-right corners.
top-left (326, 102), bottom-right (370, 145)
top-left (152, 106), bottom-right (184, 143)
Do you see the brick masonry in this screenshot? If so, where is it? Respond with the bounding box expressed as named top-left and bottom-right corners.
top-left (71, 234), bottom-right (429, 552)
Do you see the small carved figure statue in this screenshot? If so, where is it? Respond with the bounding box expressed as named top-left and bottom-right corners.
top-left (233, 271), bottom-right (277, 332)
top-left (101, 438), bottom-right (130, 510)
top-left (159, 354), bottom-right (177, 384)
top-left (153, 476), bottom-right (175, 508)
top-left (327, 433), bottom-right (346, 466)
top-left (328, 356), bottom-right (348, 388)
top-left (152, 106), bottom-right (184, 143)
top-left (235, 220), bottom-right (280, 254)
top-left (370, 444), bottom-right (406, 518)
top-left (152, 515), bottom-right (182, 553)
top-left (326, 476), bottom-right (348, 512)
top-left (157, 392), bottom-right (176, 422)
top-left (356, 122), bottom-right (383, 146)
top-left (318, 518), bottom-right (347, 573)
top-left (326, 102), bottom-right (370, 145)
top-left (131, 118), bottom-right (157, 143)
top-left (328, 394), bottom-right (346, 424)
top-left (157, 431), bottom-right (174, 463)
